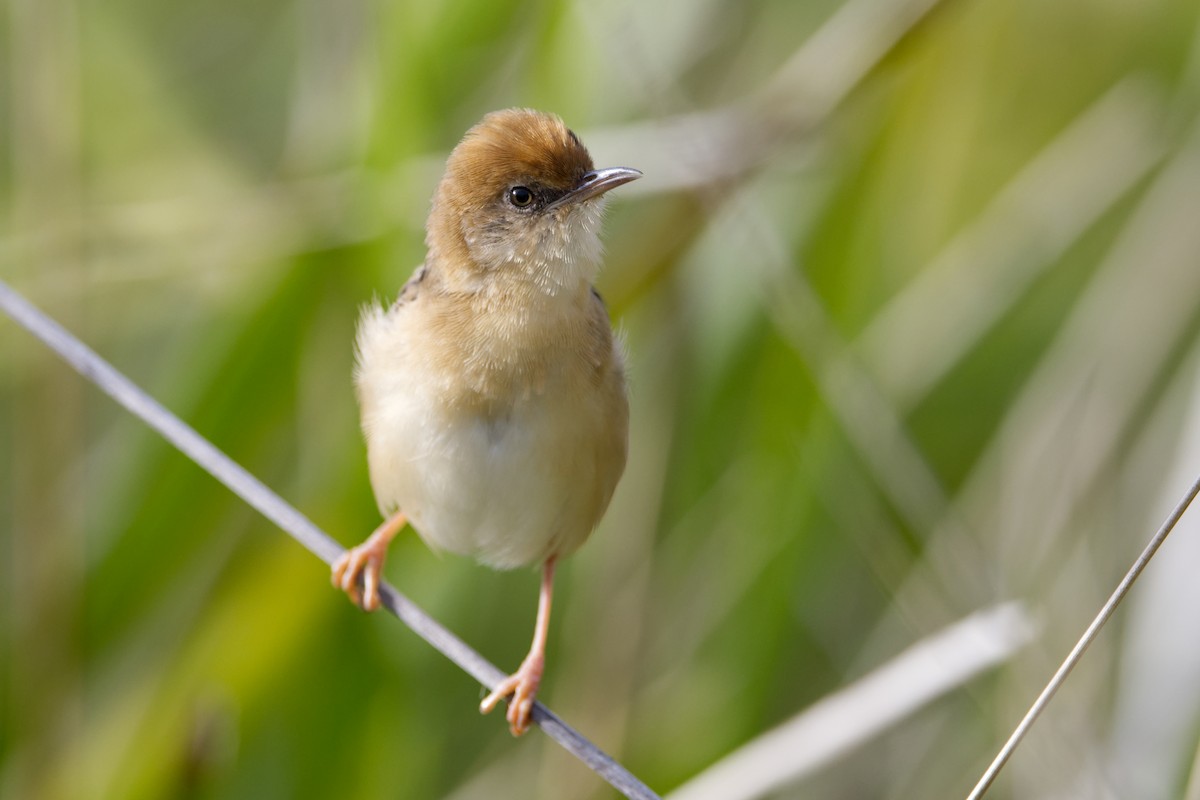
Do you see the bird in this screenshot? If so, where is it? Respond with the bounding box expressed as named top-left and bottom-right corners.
top-left (331, 108), bottom-right (639, 736)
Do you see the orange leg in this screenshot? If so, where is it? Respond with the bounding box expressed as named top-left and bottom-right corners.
top-left (331, 510), bottom-right (407, 611)
top-left (480, 557), bottom-right (557, 736)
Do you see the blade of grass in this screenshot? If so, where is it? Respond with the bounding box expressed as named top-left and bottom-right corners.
top-left (668, 603), bottom-right (1036, 800)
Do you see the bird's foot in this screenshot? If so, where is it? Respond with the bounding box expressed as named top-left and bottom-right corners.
top-left (480, 653), bottom-right (544, 736)
top-left (332, 512), bottom-right (406, 611)
top-left (331, 537), bottom-right (390, 611)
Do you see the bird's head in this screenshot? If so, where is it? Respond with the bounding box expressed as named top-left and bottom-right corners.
top-left (426, 109), bottom-right (641, 295)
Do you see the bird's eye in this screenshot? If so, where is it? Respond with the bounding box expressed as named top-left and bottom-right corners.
top-left (508, 186), bottom-right (535, 208)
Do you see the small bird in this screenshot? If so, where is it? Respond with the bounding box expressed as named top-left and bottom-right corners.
top-left (332, 109), bottom-right (639, 736)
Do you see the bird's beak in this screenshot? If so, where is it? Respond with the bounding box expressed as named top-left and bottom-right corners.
top-left (547, 167), bottom-right (642, 211)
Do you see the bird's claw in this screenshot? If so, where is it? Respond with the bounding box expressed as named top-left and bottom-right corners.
top-left (480, 654), bottom-right (544, 736)
top-left (331, 541), bottom-right (387, 611)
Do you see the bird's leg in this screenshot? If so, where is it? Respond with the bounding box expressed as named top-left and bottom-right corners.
top-left (331, 510), bottom-right (407, 611)
top-left (480, 557), bottom-right (557, 736)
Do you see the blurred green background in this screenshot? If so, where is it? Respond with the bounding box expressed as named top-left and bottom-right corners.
top-left (4, 0), bottom-right (1200, 797)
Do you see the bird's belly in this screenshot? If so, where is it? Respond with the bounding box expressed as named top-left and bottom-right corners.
top-left (363, 383), bottom-right (604, 569)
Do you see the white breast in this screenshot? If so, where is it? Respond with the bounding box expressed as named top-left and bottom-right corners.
top-left (354, 296), bottom-right (625, 569)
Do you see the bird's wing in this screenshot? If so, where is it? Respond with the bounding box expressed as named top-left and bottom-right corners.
top-left (392, 263), bottom-right (428, 311)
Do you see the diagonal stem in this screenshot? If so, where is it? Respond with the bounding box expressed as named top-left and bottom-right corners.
top-left (0, 277), bottom-right (662, 800)
top-left (966, 471), bottom-right (1200, 799)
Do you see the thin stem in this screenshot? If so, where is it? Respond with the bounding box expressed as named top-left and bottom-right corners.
top-left (966, 471), bottom-right (1200, 799)
top-left (0, 278), bottom-right (661, 800)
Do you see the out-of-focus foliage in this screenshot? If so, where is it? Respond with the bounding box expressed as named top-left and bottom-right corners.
top-left (4, 0), bottom-right (1200, 798)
